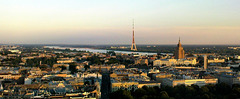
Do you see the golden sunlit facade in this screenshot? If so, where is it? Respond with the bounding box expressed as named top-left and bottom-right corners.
top-left (175, 38), bottom-right (185, 59)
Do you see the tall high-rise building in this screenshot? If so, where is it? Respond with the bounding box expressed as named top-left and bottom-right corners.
top-left (204, 55), bottom-right (208, 70)
top-left (175, 38), bottom-right (185, 59)
top-left (131, 20), bottom-right (137, 51)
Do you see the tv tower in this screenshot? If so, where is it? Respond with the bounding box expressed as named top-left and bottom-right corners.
top-left (131, 19), bottom-right (137, 51)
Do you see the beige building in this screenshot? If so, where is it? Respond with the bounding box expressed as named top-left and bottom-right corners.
top-left (53, 64), bottom-right (70, 70)
top-left (90, 64), bottom-right (125, 72)
top-left (235, 55), bottom-right (240, 59)
top-left (0, 73), bottom-right (22, 80)
top-left (135, 59), bottom-right (148, 66)
top-left (111, 82), bottom-right (139, 92)
top-left (162, 78), bottom-right (218, 87)
top-left (153, 73), bottom-right (173, 82)
top-left (110, 69), bottom-right (160, 92)
top-left (153, 59), bottom-right (197, 66)
top-left (208, 58), bottom-right (225, 63)
top-left (57, 58), bottom-right (74, 64)
top-left (111, 81), bottom-right (161, 92)
top-left (138, 81), bottom-right (161, 88)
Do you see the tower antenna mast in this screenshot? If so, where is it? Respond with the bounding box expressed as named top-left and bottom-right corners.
top-left (131, 19), bottom-right (137, 51)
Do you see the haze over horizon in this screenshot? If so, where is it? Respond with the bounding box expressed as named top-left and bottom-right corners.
top-left (1, 0), bottom-right (240, 45)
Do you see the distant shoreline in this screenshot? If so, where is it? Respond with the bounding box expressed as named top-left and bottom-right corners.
top-left (1, 44), bottom-right (240, 46)
top-left (45, 46), bottom-right (173, 55)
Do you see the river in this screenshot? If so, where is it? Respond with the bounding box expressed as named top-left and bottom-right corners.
top-left (45, 46), bottom-right (173, 55)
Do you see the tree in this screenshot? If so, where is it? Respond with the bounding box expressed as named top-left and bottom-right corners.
top-left (160, 91), bottom-right (169, 99)
top-left (86, 55), bottom-right (103, 65)
top-left (40, 65), bottom-right (48, 71)
top-left (197, 56), bottom-right (204, 66)
top-left (59, 66), bottom-right (67, 71)
top-left (216, 83), bottom-right (231, 94)
top-left (175, 93), bottom-right (182, 99)
top-left (69, 63), bottom-right (77, 74)
top-left (162, 86), bottom-right (174, 97)
top-left (201, 86), bottom-right (209, 93)
top-left (107, 51), bottom-right (116, 56)
top-left (133, 88), bottom-right (147, 98)
top-left (84, 81), bottom-right (90, 85)
top-left (20, 69), bottom-right (28, 75)
top-left (111, 83), bottom-right (240, 99)
top-left (110, 90), bottom-right (133, 99)
top-left (26, 59), bottom-right (34, 67)
top-left (84, 65), bottom-right (90, 71)
top-left (201, 94), bottom-right (210, 99)
top-left (106, 58), bottom-right (119, 64)
top-left (232, 87), bottom-right (240, 97)
top-left (140, 95), bottom-right (148, 99)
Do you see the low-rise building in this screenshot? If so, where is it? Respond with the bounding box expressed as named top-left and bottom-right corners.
top-left (218, 73), bottom-right (240, 86)
top-left (234, 55), bottom-right (240, 59)
top-left (90, 64), bottom-right (125, 72)
top-left (111, 82), bottom-right (138, 92)
top-left (208, 58), bottom-right (225, 63)
top-left (162, 77), bottom-right (218, 87)
top-left (0, 73), bottom-right (22, 80)
top-left (153, 73), bottom-right (173, 82)
top-left (135, 59), bottom-right (148, 66)
top-left (53, 64), bottom-right (70, 70)
top-left (57, 58), bottom-right (75, 64)
top-left (153, 59), bottom-right (197, 66)
top-left (110, 69), bottom-right (161, 92)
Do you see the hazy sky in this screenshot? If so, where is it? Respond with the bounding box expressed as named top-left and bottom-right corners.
top-left (0, 0), bottom-right (240, 45)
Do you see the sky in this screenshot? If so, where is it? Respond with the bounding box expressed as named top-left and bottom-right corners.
top-left (0, 0), bottom-right (240, 45)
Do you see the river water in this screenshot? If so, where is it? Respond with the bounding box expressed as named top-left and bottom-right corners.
top-left (45, 46), bottom-right (172, 55)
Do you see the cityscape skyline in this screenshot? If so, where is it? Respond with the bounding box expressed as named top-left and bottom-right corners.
top-left (1, 1), bottom-right (240, 99)
top-left (1, 0), bottom-right (240, 45)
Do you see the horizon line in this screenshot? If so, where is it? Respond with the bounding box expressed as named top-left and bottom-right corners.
top-left (1, 43), bottom-right (240, 46)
